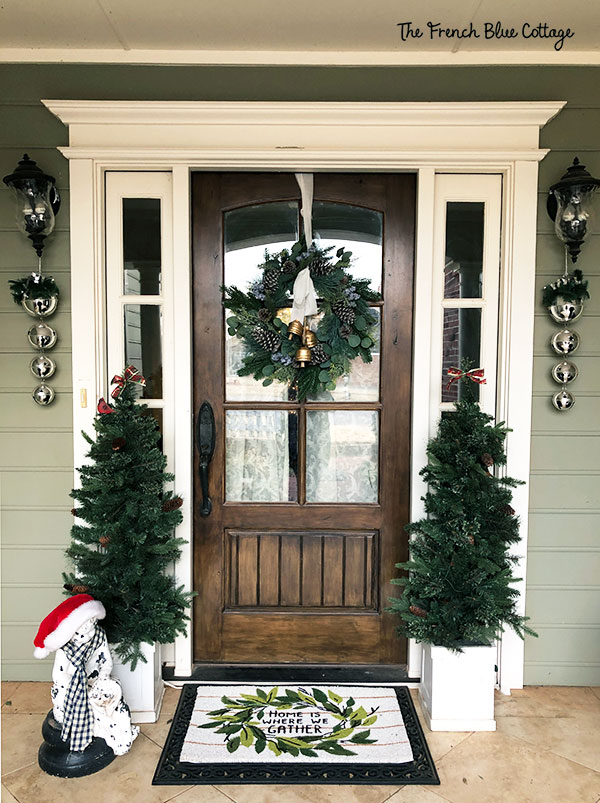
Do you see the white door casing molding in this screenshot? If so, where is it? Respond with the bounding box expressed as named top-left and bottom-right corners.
top-left (44, 100), bottom-right (564, 686)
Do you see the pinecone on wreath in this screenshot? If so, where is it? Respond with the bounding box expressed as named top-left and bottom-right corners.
top-left (309, 255), bottom-right (334, 276)
top-left (333, 302), bottom-right (355, 326)
top-left (262, 269), bottom-right (280, 295)
top-left (310, 344), bottom-right (327, 364)
top-left (252, 326), bottom-right (280, 352)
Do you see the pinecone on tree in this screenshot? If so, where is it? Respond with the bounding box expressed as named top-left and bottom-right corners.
top-left (310, 344), bottom-right (327, 364)
top-left (333, 302), bottom-right (355, 326)
top-left (262, 269), bottom-right (280, 295)
top-left (309, 255), bottom-right (333, 276)
top-left (340, 324), bottom-right (352, 337)
top-left (258, 307), bottom-right (272, 322)
top-left (409, 604), bottom-right (428, 618)
top-left (252, 326), bottom-right (280, 352)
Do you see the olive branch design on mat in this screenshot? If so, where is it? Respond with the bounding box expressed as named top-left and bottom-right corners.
top-left (197, 687), bottom-right (379, 757)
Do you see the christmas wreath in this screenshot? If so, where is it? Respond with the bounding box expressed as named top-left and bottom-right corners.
top-left (542, 269), bottom-right (590, 307)
top-left (223, 240), bottom-right (381, 401)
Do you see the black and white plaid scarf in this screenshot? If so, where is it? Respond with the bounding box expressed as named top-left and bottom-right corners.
top-left (61, 622), bottom-right (106, 752)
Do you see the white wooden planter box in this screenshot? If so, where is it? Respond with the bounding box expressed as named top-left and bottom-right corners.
top-left (110, 642), bottom-right (165, 724)
top-left (419, 643), bottom-right (497, 732)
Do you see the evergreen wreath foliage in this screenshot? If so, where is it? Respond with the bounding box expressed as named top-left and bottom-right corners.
top-left (223, 239), bottom-right (381, 401)
top-left (389, 363), bottom-right (537, 651)
top-left (541, 269), bottom-right (590, 307)
top-left (64, 373), bottom-right (192, 669)
top-left (9, 272), bottom-right (60, 304)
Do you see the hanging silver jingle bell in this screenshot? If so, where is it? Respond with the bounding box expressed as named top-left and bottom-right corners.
top-left (551, 360), bottom-right (578, 384)
top-left (548, 297), bottom-right (583, 324)
top-left (27, 323), bottom-right (57, 350)
top-left (551, 329), bottom-right (580, 355)
top-left (552, 388), bottom-right (575, 411)
top-left (21, 295), bottom-right (58, 318)
top-left (30, 354), bottom-right (56, 379)
top-left (32, 384), bottom-right (55, 406)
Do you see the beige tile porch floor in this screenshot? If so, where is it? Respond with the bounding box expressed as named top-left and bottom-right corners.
top-left (2, 683), bottom-right (600, 803)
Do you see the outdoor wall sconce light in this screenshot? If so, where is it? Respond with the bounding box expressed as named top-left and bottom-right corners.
top-left (545, 157), bottom-right (599, 411)
top-left (3, 155), bottom-right (61, 405)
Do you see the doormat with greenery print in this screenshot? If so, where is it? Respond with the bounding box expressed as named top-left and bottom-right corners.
top-left (152, 684), bottom-right (439, 785)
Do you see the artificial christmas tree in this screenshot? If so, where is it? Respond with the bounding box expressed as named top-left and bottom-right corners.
top-left (64, 367), bottom-right (191, 674)
top-left (389, 364), bottom-right (535, 730)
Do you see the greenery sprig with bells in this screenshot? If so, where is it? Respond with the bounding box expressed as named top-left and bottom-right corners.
top-left (9, 272), bottom-right (60, 305)
top-left (222, 239), bottom-right (381, 401)
top-left (541, 268), bottom-right (590, 308)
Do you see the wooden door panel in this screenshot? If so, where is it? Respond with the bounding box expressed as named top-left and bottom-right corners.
top-left (225, 530), bottom-right (378, 611)
top-left (192, 172), bottom-right (415, 665)
top-left (221, 613), bottom-right (382, 663)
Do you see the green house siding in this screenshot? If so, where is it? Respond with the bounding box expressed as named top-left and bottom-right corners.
top-left (1, 65), bottom-right (598, 683)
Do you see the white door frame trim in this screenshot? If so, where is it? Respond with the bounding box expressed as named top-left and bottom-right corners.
top-left (44, 99), bottom-right (564, 689)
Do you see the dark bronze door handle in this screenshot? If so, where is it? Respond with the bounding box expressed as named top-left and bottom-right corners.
top-left (196, 401), bottom-right (216, 517)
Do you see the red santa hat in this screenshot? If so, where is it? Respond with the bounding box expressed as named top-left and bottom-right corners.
top-left (33, 594), bottom-right (106, 659)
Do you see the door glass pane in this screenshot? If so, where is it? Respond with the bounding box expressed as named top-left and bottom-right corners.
top-left (226, 410), bottom-right (298, 502)
top-left (225, 324), bottom-right (291, 402)
top-left (224, 202), bottom-right (298, 401)
top-left (308, 308), bottom-right (381, 402)
top-left (123, 304), bottom-right (162, 398)
top-left (312, 201), bottom-right (383, 294)
top-left (306, 410), bottom-right (379, 503)
top-left (224, 201), bottom-right (299, 287)
top-left (444, 202), bottom-right (484, 299)
top-left (441, 307), bottom-right (482, 403)
top-left (122, 198), bottom-right (162, 295)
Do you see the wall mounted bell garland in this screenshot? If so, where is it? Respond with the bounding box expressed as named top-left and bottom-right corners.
top-left (3, 155), bottom-right (61, 405)
top-left (545, 157), bottom-right (599, 411)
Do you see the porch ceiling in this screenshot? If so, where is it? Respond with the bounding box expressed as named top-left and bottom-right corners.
top-left (0, 0), bottom-right (597, 65)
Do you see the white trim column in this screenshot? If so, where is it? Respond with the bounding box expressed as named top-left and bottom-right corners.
top-left (497, 160), bottom-right (540, 693)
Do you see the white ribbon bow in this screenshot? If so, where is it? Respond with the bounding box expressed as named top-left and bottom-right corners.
top-left (291, 173), bottom-right (318, 322)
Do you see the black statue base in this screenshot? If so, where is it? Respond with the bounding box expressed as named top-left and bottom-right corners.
top-left (38, 711), bottom-right (116, 778)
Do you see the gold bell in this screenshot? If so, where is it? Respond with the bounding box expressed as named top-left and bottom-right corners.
top-left (295, 346), bottom-right (312, 367)
top-left (303, 328), bottom-right (317, 348)
top-left (288, 319), bottom-right (304, 339)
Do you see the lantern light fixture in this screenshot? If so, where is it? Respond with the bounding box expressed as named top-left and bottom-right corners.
top-left (3, 154), bottom-right (61, 261)
top-left (547, 157), bottom-right (600, 263)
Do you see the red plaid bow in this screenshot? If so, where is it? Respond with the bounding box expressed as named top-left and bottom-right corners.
top-left (446, 367), bottom-right (486, 390)
top-left (110, 365), bottom-right (146, 399)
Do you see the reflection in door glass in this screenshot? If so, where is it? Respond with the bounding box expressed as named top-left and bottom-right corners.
top-left (225, 409), bottom-right (298, 502)
top-left (122, 198), bottom-right (162, 295)
top-left (441, 307), bottom-right (482, 403)
top-left (224, 201), bottom-right (299, 288)
top-left (312, 202), bottom-right (383, 294)
top-left (123, 304), bottom-right (162, 399)
top-left (306, 410), bottom-right (379, 503)
top-left (444, 202), bottom-right (484, 299)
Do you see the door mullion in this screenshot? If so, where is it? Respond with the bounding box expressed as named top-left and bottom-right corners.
top-left (298, 403), bottom-right (307, 505)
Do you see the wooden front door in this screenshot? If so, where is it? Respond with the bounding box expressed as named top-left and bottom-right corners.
top-left (192, 172), bottom-right (415, 665)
